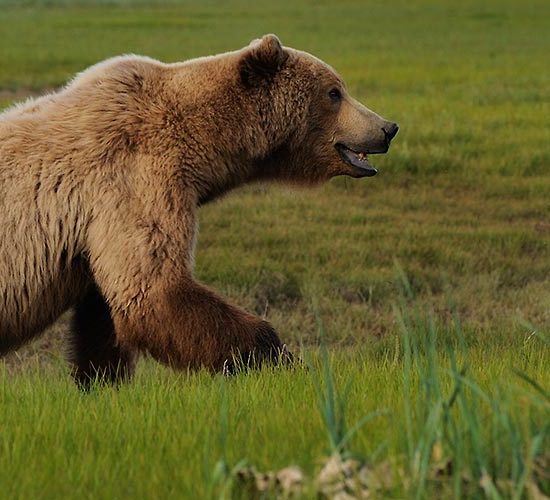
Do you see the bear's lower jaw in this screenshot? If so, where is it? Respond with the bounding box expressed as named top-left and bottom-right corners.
top-left (335, 143), bottom-right (378, 177)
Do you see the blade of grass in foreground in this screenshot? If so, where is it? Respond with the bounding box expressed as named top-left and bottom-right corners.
top-left (394, 268), bottom-right (550, 498)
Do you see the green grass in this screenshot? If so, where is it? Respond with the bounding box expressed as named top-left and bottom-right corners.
top-left (1, 304), bottom-right (548, 498)
top-left (1, 0), bottom-right (549, 497)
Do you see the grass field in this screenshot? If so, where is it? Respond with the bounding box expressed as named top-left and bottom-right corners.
top-left (0, 0), bottom-right (549, 498)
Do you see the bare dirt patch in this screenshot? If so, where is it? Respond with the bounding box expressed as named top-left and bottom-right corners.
top-left (1, 313), bottom-right (71, 373)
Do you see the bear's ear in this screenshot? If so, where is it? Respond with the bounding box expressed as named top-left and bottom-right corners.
top-left (239, 34), bottom-right (288, 87)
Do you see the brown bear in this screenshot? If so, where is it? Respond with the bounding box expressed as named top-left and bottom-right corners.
top-left (0, 35), bottom-right (398, 386)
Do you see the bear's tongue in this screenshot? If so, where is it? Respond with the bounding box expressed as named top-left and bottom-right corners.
top-left (337, 145), bottom-right (378, 177)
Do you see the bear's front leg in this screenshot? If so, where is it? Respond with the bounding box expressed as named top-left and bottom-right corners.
top-left (112, 279), bottom-right (286, 372)
top-left (87, 198), bottom-right (289, 374)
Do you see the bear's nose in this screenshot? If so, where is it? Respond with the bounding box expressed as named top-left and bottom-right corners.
top-left (383, 122), bottom-right (399, 143)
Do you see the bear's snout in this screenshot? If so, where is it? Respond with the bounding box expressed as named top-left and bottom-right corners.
top-left (383, 122), bottom-right (399, 145)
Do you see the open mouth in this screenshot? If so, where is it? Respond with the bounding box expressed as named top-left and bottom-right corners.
top-left (335, 143), bottom-right (379, 177)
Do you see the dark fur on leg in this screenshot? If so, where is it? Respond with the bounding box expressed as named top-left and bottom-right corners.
top-left (222, 321), bottom-right (294, 375)
top-left (114, 280), bottom-right (290, 373)
top-left (69, 284), bottom-right (136, 390)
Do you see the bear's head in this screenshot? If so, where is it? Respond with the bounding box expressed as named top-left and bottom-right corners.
top-left (238, 34), bottom-right (399, 184)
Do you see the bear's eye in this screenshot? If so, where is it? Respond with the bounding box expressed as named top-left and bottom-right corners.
top-left (328, 88), bottom-right (342, 102)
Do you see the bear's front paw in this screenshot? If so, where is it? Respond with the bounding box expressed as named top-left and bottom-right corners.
top-left (222, 320), bottom-right (293, 375)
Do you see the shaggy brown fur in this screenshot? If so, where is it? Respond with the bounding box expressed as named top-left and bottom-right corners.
top-left (0, 35), bottom-right (397, 386)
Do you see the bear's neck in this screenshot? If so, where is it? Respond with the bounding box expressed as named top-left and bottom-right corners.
top-left (194, 156), bottom-right (255, 206)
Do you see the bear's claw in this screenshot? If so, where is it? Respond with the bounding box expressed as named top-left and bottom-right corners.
top-left (221, 321), bottom-right (295, 376)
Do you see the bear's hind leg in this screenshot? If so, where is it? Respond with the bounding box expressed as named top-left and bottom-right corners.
top-left (69, 284), bottom-right (136, 389)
